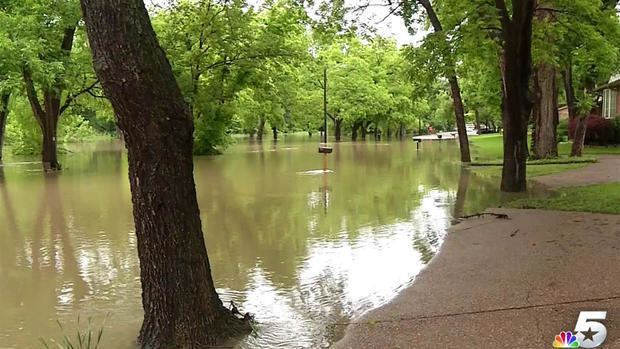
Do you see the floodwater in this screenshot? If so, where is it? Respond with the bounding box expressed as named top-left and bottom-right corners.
top-left (0, 137), bottom-right (505, 348)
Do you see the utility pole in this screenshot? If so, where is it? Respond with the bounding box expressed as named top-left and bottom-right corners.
top-left (319, 67), bottom-right (332, 154)
top-left (323, 66), bottom-right (328, 144)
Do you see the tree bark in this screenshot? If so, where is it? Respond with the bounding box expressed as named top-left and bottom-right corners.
top-left (562, 61), bottom-right (592, 157)
top-left (562, 64), bottom-right (577, 121)
top-left (0, 93), bottom-right (10, 161)
top-left (361, 121), bottom-right (368, 140)
top-left (571, 115), bottom-right (588, 157)
top-left (531, 63), bottom-right (558, 159)
top-left (79, 0), bottom-right (250, 347)
top-left (418, 0), bottom-right (471, 163)
top-left (474, 109), bottom-right (481, 131)
top-left (257, 116), bottom-right (265, 141)
top-left (351, 121), bottom-right (359, 141)
top-left (333, 118), bottom-right (342, 142)
top-left (496, 0), bottom-right (536, 192)
top-left (272, 126), bottom-right (278, 141)
top-left (530, 5), bottom-right (558, 159)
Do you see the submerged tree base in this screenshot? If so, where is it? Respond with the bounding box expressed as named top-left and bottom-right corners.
top-left (138, 305), bottom-right (253, 349)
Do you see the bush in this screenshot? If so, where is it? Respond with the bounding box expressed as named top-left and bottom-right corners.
top-left (569, 115), bottom-right (617, 145)
top-left (613, 118), bottom-right (620, 144)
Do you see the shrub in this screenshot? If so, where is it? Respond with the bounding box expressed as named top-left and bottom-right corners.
top-left (569, 115), bottom-right (616, 145)
top-left (613, 117), bottom-right (620, 144)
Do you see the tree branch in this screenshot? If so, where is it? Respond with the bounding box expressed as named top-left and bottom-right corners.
top-left (22, 67), bottom-right (45, 127)
top-left (494, 0), bottom-right (511, 33)
top-left (59, 79), bottom-right (100, 115)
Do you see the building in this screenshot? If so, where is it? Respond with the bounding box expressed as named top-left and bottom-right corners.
top-left (597, 74), bottom-right (620, 119)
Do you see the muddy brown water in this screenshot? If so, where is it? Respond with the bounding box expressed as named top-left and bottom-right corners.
top-left (0, 137), bottom-right (508, 348)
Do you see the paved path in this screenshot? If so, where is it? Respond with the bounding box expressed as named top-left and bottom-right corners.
top-left (534, 155), bottom-right (620, 188)
top-left (333, 209), bottom-right (620, 348)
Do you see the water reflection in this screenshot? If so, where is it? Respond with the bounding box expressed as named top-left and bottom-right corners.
top-left (0, 138), bottom-right (502, 348)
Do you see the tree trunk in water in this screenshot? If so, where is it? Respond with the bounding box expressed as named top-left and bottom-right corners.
top-left (571, 115), bottom-right (588, 157)
top-left (42, 90), bottom-right (62, 171)
top-left (334, 119), bottom-right (342, 142)
top-left (497, 0), bottom-right (536, 192)
top-left (23, 70), bottom-right (63, 171)
top-left (418, 0), bottom-right (471, 163)
top-left (79, 0), bottom-right (250, 347)
top-left (361, 121), bottom-right (367, 140)
top-left (0, 93), bottom-right (10, 161)
top-left (448, 77), bottom-right (472, 162)
top-left (257, 117), bottom-right (265, 141)
top-left (351, 122), bottom-right (359, 141)
top-left (22, 27), bottom-right (75, 171)
top-left (272, 127), bottom-right (278, 141)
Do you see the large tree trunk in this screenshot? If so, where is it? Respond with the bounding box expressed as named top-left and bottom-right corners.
top-left (531, 63), bottom-right (558, 159)
top-left (530, 5), bottom-right (558, 159)
top-left (418, 0), bottom-right (471, 163)
top-left (272, 126), bottom-right (278, 141)
top-left (497, 0), bottom-right (536, 192)
top-left (79, 0), bottom-right (250, 347)
top-left (571, 114), bottom-right (588, 157)
top-left (0, 93), bottom-right (10, 161)
top-left (334, 118), bottom-right (342, 142)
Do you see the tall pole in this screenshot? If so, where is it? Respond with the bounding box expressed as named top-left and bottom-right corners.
top-left (323, 67), bottom-right (328, 144)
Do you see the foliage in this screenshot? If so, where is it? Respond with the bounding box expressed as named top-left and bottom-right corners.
top-left (40, 316), bottom-right (107, 349)
top-left (471, 133), bottom-right (620, 162)
top-left (569, 115), bottom-right (618, 145)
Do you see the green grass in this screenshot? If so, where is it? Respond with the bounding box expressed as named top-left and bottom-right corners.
top-left (470, 134), bottom-right (620, 160)
top-left (471, 163), bottom-right (589, 178)
top-left (506, 183), bottom-right (620, 214)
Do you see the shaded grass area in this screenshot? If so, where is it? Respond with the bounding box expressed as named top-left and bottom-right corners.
top-left (470, 134), bottom-right (620, 161)
top-left (471, 163), bottom-right (589, 178)
top-left (471, 156), bottom-right (597, 167)
top-left (469, 135), bottom-right (620, 214)
top-left (506, 183), bottom-right (620, 214)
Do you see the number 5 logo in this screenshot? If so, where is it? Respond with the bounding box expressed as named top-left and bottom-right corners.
top-left (574, 311), bottom-right (607, 348)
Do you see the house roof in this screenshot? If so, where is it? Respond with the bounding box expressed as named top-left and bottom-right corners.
top-left (595, 74), bottom-right (620, 91)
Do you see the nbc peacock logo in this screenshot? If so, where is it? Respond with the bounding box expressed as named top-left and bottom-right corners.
top-left (553, 331), bottom-right (580, 348)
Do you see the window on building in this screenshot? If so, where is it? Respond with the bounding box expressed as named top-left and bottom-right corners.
top-left (603, 89), bottom-right (617, 118)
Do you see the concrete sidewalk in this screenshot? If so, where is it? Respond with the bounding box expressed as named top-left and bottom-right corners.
top-left (534, 155), bottom-right (620, 188)
top-left (333, 209), bottom-right (620, 348)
